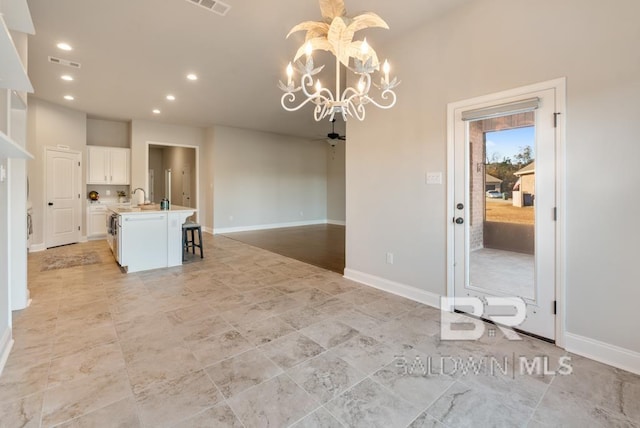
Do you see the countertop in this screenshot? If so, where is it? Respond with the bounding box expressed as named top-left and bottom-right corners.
top-left (107, 204), bottom-right (196, 215)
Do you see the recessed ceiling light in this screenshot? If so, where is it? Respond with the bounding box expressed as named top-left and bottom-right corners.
top-left (152, 109), bottom-right (161, 114)
top-left (57, 42), bottom-right (72, 51)
top-left (187, 74), bottom-right (198, 81)
top-left (61, 75), bottom-right (74, 81)
top-left (166, 95), bottom-right (176, 101)
top-left (63, 95), bottom-right (74, 101)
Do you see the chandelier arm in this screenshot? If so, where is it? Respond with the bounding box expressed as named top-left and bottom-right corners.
top-left (282, 73), bottom-right (337, 113)
top-left (281, 92), bottom-right (324, 112)
top-left (344, 98), bottom-right (366, 121)
top-left (314, 103), bottom-right (329, 121)
top-left (360, 73), bottom-right (373, 96)
top-left (360, 88), bottom-right (397, 110)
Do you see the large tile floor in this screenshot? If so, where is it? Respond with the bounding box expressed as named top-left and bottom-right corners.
top-left (1, 236), bottom-right (639, 427)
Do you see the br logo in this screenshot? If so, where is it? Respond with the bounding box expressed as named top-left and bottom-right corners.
top-left (440, 297), bottom-right (527, 341)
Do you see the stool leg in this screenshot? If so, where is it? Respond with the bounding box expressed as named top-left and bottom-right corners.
top-left (190, 229), bottom-right (195, 254)
top-left (198, 227), bottom-right (203, 258)
top-left (182, 229), bottom-right (187, 261)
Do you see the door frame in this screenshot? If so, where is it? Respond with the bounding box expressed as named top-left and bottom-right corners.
top-left (44, 146), bottom-right (82, 248)
top-left (446, 78), bottom-right (567, 347)
top-left (144, 141), bottom-right (199, 217)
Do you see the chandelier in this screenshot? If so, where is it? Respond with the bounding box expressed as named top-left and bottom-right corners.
top-left (279, 0), bottom-right (400, 122)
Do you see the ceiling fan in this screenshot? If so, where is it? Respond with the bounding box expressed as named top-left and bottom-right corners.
top-left (325, 119), bottom-right (346, 146)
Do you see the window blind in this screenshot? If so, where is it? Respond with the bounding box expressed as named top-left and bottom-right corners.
top-left (461, 97), bottom-right (540, 121)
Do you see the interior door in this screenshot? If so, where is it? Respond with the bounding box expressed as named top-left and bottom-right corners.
top-left (46, 148), bottom-right (81, 247)
top-left (182, 165), bottom-right (191, 207)
top-left (451, 88), bottom-right (558, 340)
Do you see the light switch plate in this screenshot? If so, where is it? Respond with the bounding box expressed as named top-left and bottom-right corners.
top-left (0, 165), bottom-right (5, 182)
top-left (426, 172), bottom-right (442, 185)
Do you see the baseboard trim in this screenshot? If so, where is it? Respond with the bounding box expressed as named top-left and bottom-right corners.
top-left (565, 332), bottom-right (640, 375)
top-left (29, 243), bottom-right (45, 252)
top-left (87, 234), bottom-right (107, 241)
top-left (214, 220), bottom-right (327, 235)
top-left (327, 220), bottom-right (346, 226)
top-left (0, 328), bottom-right (14, 377)
top-left (343, 268), bottom-right (441, 309)
top-left (203, 226), bottom-right (214, 235)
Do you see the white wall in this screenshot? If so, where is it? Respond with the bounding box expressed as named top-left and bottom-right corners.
top-left (212, 126), bottom-right (327, 232)
top-left (345, 0), bottom-right (640, 363)
top-left (87, 118), bottom-right (129, 148)
top-left (202, 128), bottom-right (215, 232)
top-left (327, 141), bottom-right (345, 224)
top-left (27, 98), bottom-right (87, 247)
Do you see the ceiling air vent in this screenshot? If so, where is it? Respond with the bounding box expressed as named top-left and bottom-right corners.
top-left (48, 56), bottom-right (81, 69)
top-left (186, 0), bottom-right (231, 16)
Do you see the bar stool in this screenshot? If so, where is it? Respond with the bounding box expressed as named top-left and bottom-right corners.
top-left (182, 222), bottom-right (203, 259)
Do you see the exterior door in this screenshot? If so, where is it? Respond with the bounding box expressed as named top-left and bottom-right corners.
top-left (46, 148), bottom-right (81, 247)
top-left (449, 83), bottom-right (562, 340)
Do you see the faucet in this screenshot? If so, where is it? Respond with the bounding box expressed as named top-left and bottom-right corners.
top-left (132, 188), bottom-right (147, 205)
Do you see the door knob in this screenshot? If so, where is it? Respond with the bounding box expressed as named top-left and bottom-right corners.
top-left (455, 217), bottom-right (464, 224)
top-left (48, 202), bottom-right (54, 206)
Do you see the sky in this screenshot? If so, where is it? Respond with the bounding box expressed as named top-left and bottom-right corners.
top-left (485, 126), bottom-right (535, 163)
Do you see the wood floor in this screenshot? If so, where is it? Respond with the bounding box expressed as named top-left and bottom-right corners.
top-left (223, 224), bottom-right (345, 274)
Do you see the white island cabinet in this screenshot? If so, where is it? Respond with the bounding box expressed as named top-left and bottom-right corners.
top-left (109, 205), bottom-right (195, 273)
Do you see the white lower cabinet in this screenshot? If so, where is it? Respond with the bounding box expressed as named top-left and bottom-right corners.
top-left (87, 205), bottom-right (108, 238)
top-left (109, 206), bottom-right (195, 273)
top-left (120, 213), bottom-right (168, 272)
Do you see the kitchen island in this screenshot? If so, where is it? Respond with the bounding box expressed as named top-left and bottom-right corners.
top-left (108, 204), bottom-right (196, 273)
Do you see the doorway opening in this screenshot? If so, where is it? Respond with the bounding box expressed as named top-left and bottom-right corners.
top-left (146, 143), bottom-right (198, 221)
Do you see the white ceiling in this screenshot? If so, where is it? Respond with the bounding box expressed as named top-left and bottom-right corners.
top-left (26, 0), bottom-right (471, 138)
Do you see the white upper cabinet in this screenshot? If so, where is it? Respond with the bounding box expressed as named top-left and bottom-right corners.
top-left (109, 148), bottom-right (129, 184)
top-left (87, 146), bottom-right (130, 185)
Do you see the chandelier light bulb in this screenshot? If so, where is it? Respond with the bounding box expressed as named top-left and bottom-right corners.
top-left (361, 38), bottom-right (370, 55)
top-left (383, 60), bottom-right (390, 83)
top-left (286, 62), bottom-right (293, 85)
top-left (305, 42), bottom-right (313, 58)
top-left (315, 80), bottom-right (322, 92)
top-left (357, 80), bottom-right (365, 93)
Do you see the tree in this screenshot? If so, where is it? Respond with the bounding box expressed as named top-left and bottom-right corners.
top-left (485, 145), bottom-right (534, 193)
top-left (513, 145), bottom-right (533, 166)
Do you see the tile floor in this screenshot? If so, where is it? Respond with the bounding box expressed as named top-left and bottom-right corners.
top-left (1, 236), bottom-right (639, 427)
